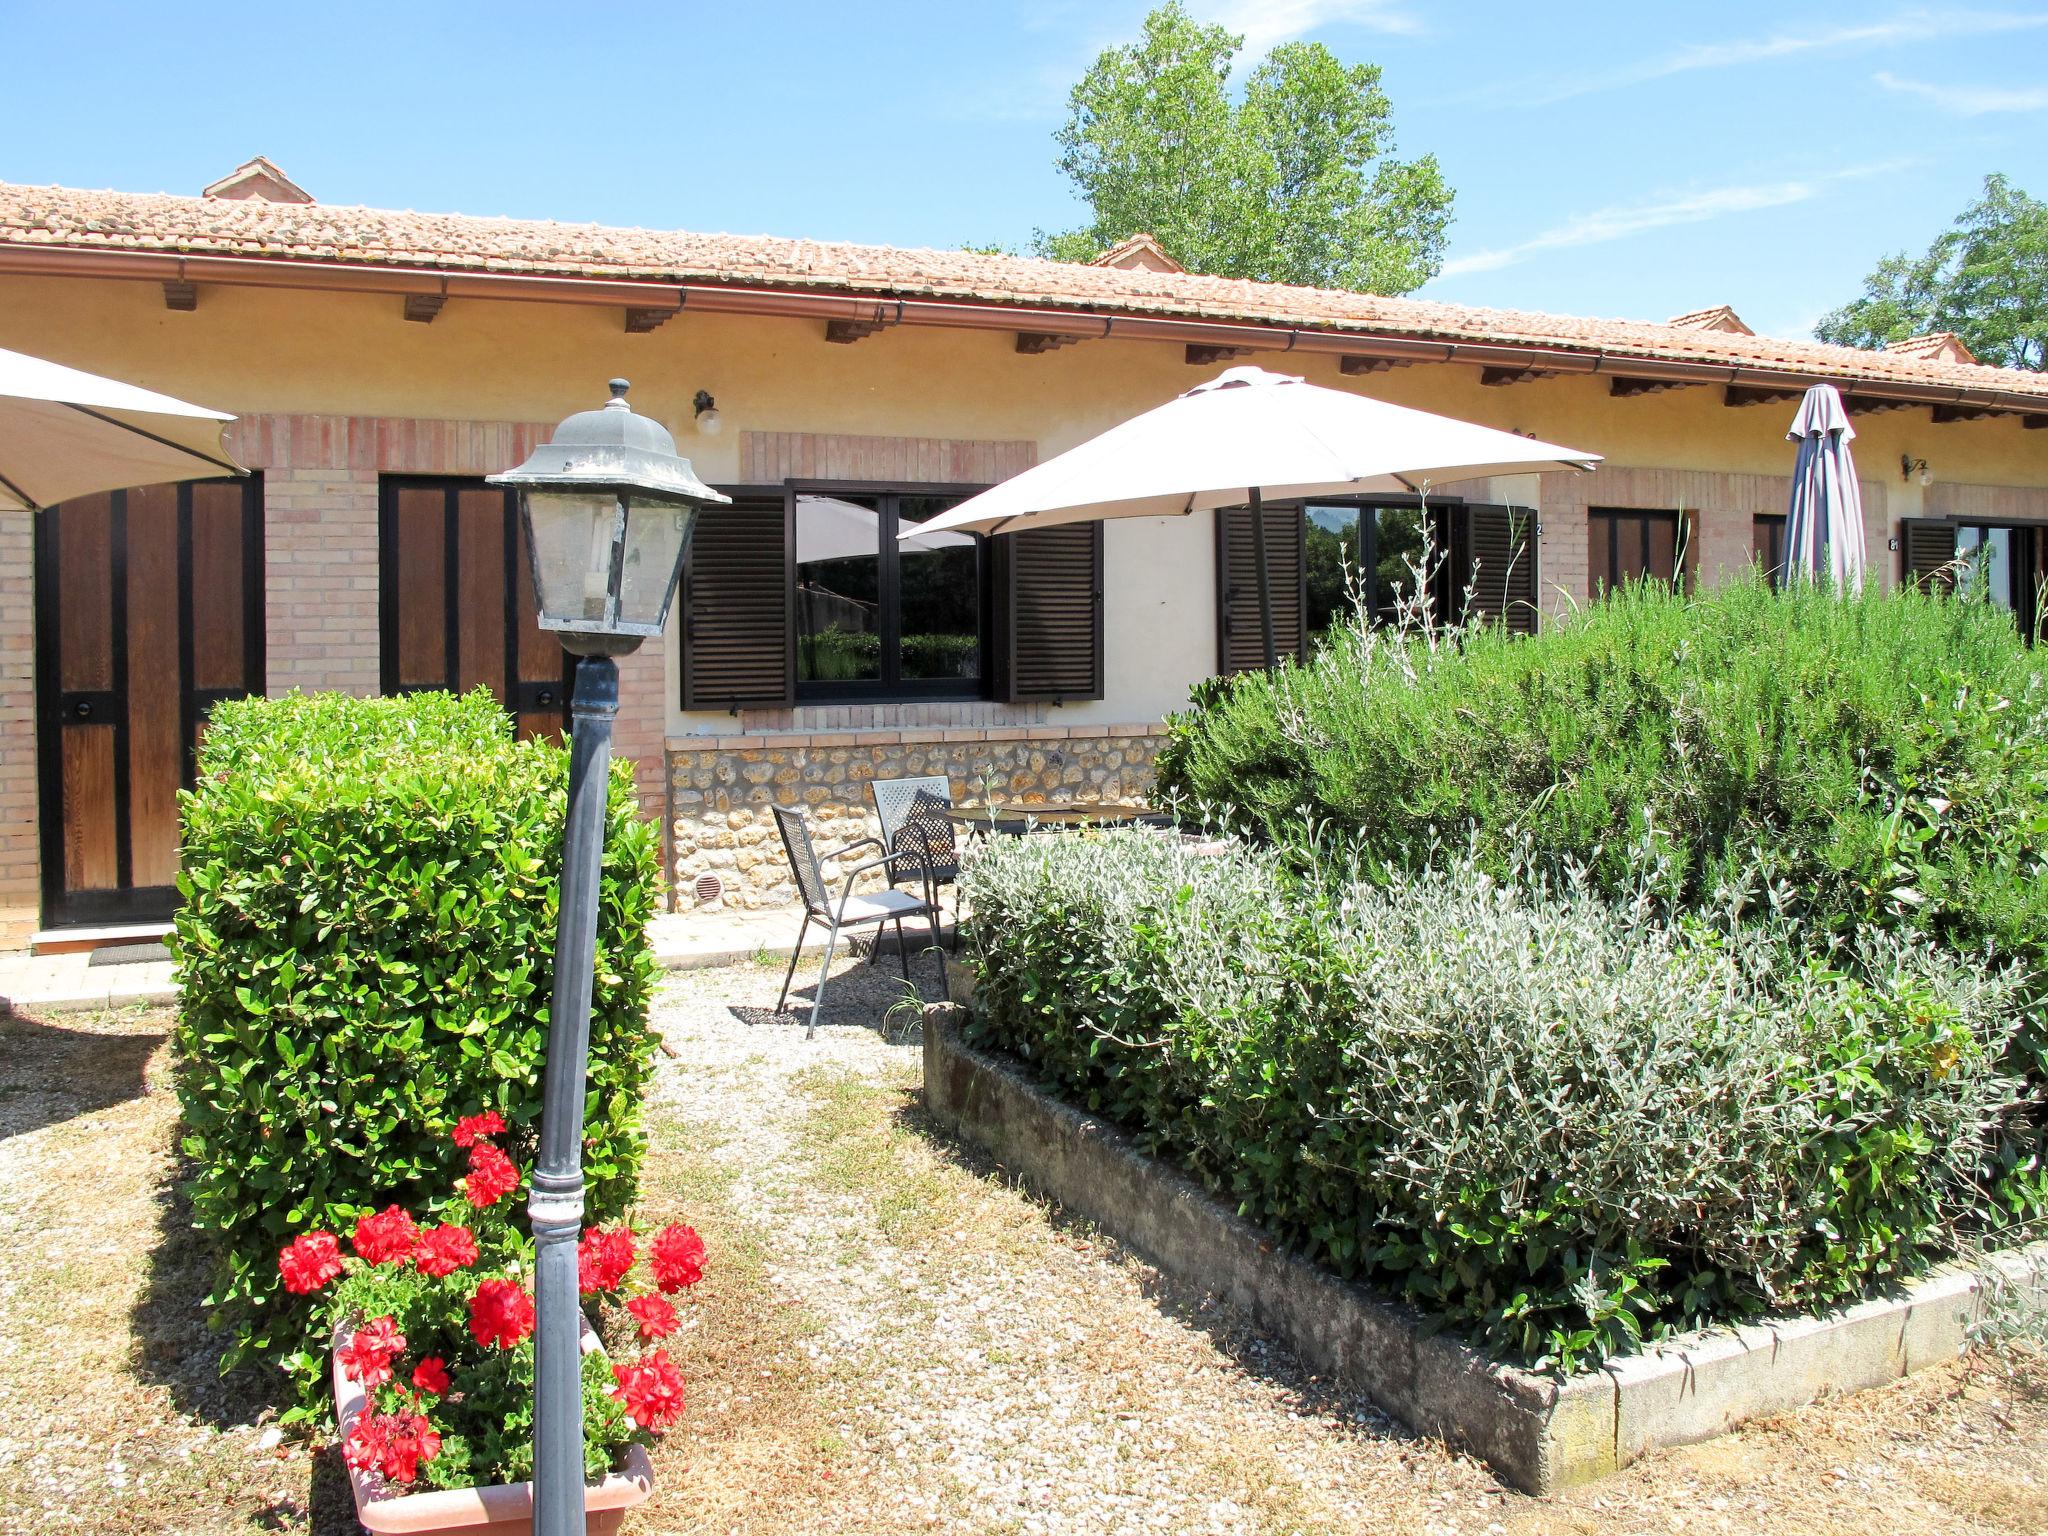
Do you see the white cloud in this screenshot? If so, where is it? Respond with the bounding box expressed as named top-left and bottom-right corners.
top-left (1514, 8), bottom-right (2048, 106)
top-left (1206, 0), bottom-right (1421, 54)
top-left (1438, 163), bottom-right (1908, 278)
top-left (1874, 70), bottom-right (2048, 114)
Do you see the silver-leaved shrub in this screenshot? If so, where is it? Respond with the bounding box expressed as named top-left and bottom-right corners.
top-left (960, 828), bottom-right (2034, 1371)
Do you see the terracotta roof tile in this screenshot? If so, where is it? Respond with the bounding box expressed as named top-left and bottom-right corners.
top-left (2, 181), bottom-right (2044, 401)
top-left (1665, 305), bottom-right (1754, 335)
top-left (1885, 331), bottom-right (1979, 364)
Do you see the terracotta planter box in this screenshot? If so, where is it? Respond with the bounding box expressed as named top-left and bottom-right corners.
top-left (331, 1320), bottom-right (655, 1535)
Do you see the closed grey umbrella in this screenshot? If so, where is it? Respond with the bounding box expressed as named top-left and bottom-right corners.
top-left (1783, 384), bottom-right (1866, 593)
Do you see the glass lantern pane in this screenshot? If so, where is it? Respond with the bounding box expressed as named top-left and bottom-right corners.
top-left (618, 500), bottom-right (696, 630)
top-left (525, 491), bottom-right (620, 627)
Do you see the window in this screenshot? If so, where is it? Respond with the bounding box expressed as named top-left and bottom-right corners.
top-left (1752, 514), bottom-right (1787, 589)
top-left (1303, 503), bottom-right (1432, 643)
top-left (794, 487), bottom-right (986, 700)
top-left (1294, 499), bottom-right (1538, 646)
top-left (1589, 508), bottom-right (1693, 595)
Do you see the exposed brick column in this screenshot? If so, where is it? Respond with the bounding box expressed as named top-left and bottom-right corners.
top-left (0, 510), bottom-right (38, 947)
top-left (233, 411), bottom-right (671, 876)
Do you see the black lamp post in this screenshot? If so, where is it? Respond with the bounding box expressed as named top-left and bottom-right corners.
top-left (488, 380), bottom-right (727, 1536)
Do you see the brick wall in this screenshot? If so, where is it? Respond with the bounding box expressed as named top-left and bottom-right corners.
top-left (669, 723), bottom-right (1165, 909)
top-left (230, 412), bottom-right (675, 826)
top-left (1536, 466), bottom-right (1891, 612)
top-left (0, 511), bottom-right (36, 947)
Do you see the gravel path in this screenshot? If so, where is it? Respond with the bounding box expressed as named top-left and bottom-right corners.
top-left (636, 954), bottom-right (2048, 1536)
top-left (0, 955), bottom-right (2043, 1535)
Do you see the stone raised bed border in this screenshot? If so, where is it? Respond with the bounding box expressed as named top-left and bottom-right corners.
top-left (922, 968), bottom-right (2048, 1494)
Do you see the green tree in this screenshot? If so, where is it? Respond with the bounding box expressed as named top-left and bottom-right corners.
top-left (1817, 174), bottom-right (2047, 371)
top-left (1040, 2), bottom-right (1452, 294)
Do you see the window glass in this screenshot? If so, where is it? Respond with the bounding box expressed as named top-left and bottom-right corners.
top-left (1304, 505), bottom-right (1358, 645)
top-left (796, 493), bottom-right (883, 682)
top-left (1957, 525), bottom-right (2015, 610)
top-left (898, 496), bottom-right (982, 681)
top-left (1370, 504), bottom-right (1429, 620)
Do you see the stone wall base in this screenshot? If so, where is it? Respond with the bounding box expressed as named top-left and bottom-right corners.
top-left (667, 724), bottom-right (1165, 908)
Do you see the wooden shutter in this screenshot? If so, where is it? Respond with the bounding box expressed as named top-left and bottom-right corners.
top-left (1215, 503), bottom-right (1307, 673)
top-left (995, 523), bottom-right (1102, 702)
top-left (1462, 504), bottom-right (1541, 634)
top-left (1899, 518), bottom-right (1958, 592)
top-left (680, 495), bottom-right (795, 710)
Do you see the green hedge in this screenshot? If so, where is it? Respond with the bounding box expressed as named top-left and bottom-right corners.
top-left (171, 690), bottom-right (660, 1388)
top-left (1155, 578), bottom-right (2048, 1071)
top-left (960, 830), bottom-right (2035, 1371)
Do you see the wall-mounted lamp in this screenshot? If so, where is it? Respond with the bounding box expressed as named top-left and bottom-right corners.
top-left (1901, 454), bottom-right (1931, 487)
top-left (693, 390), bottom-right (722, 435)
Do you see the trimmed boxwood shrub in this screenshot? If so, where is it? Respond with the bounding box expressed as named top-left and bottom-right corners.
top-left (171, 689), bottom-right (660, 1393)
top-left (960, 830), bottom-right (2036, 1372)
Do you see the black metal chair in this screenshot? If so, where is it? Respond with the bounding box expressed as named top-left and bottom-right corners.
top-left (869, 775), bottom-right (961, 945)
top-left (771, 804), bottom-right (941, 1038)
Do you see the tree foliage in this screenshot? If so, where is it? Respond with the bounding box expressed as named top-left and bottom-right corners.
top-left (1817, 174), bottom-right (2047, 370)
top-left (1040, 2), bottom-right (1452, 294)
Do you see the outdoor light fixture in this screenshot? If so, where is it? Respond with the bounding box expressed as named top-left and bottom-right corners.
top-left (1901, 454), bottom-right (1931, 487)
top-left (693, 389), bottom-right (722, 435)
top-left (493, 379), bottom-right (728, 645)
top-left (487, 381), bottom-right (727, 1536)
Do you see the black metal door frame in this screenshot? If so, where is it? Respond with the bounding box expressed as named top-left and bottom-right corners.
top-left (34, 476), bottom-right (266, 928)
top-left (377, 476), bottom-right (573, 719)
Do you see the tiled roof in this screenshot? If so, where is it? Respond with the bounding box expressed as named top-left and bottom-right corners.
top-left (2, 180), bottom-right (2044, 401)
top-left (1885, 331), bottom-right (1978, 364)
top-left (1665, 305), bottom-right (1754, 336)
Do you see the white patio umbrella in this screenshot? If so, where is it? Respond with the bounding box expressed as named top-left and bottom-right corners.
top-left (797, 492), bottom-right (974, 563)
top-left (0, 345), bottom-right (245, 511)
top-left (1782, 383), bottom-right (1867, 594)
top-left (910, 366), bottom-right (1602, 665)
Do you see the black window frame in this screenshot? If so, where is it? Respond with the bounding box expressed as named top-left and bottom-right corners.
top-left (1296, 493), bottom-right (1468, 632)
top-left (788, 479), bottom-right (993, 704)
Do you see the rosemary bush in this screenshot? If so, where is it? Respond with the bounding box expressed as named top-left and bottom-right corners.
top-left (1153, 578), bottom-right (2048, 1073)
top-left (961, 829), bottom-right (2035, 1370)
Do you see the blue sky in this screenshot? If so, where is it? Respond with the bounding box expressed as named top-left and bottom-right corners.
top-left (4, 2), bottom-right (2043, 341)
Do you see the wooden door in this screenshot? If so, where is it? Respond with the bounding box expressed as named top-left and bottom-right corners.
top-left (34, 477), bottom-right (265, 926)
top-left (379, 478), bottom-right (570, 739)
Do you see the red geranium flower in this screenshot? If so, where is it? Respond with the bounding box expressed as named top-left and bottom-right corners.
top-left (461, 1143), bottom-right (520, 1209)
top-left (411, 1356), bottom-right (451, 1396)
top-left (344, 1409), bottom-right (441, 1485)
top-left (468, 1278), bottom-right (536, 1350)
top-left (648, 1223), bottom-right (705, 1293)
top-left (338, 1315), bottom-right (407, 1389)
top-left (352, 1206), bottom-right (420, 1267)
top-left (576, 1225), bottom-right (636, 1295)
top-left (625, 1293), bottom-right (679, 1341)
top-left (414, 1223), bottom-right (479, 1279)
top-left (277, 1231), bottom-right (343, 1295)
top-left (452, 1110), bottom-right (506, 1148)
top-left (609, 1348), bottom-right (686, 1431)
top-left (341, 1411), bottom-right (388, 1476)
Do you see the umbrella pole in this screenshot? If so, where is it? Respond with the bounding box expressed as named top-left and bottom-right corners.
top-left (1249, 487), bottom-right (1278, 669)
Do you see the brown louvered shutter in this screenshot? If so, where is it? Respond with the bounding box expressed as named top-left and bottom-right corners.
top-left (1462, 504), bottom-right (1541, 633)
top-left (1899, 518), bottom-right (1958, 592)
top-left (679, 494), bottom-right (794, 710)
top-left (1215, 503), bottom-right (1307, 673)
top-left (995, 522), bottom-right (1103, 702)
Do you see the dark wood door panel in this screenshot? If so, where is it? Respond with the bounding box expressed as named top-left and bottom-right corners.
top-left (380, 477), bottom-right (569, 742)
top-left (35, 476), bottom-right (265, 927)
